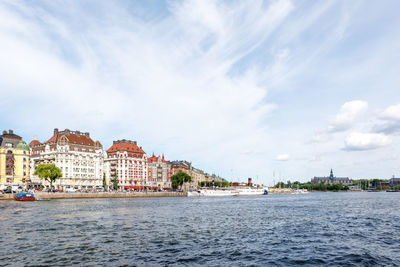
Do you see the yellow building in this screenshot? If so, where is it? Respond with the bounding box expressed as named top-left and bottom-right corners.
top-left (0, 130), bottom-right (30, 188)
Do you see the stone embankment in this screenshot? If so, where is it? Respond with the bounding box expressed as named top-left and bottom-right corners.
top-left (0, 191), bottom-right (187, 201)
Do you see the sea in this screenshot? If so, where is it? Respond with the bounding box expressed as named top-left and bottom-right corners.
top-left (1, 192), bottom-right (399, 266)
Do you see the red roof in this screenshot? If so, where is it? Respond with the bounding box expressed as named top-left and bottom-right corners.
top-left (107, 140), bottom-right (145, 154)
top-left (29, 140), bottom-right (41, 147)
top-left (42, 129), bottom-right (102, 148)
top-left (148, 153), bottom-right (168, 163)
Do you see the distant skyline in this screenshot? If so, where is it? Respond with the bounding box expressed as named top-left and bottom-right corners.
top-left (1, 0), bottom-right (400, 184)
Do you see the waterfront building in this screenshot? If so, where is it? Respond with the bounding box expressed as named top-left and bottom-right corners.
top-left (105, 140), bottom-right (148, 190)
top-left (389, 177), bottom-right (400, 186)
top-left (311, 169), bottom-right (351, 185)
top-left (147, 153), bottom-right (172, 190)
top-left (0, 130), bottom-right (30, 188)
top-left (170, 160), bottom-right (221, 189)
top-left (30, 128), bottom-right (105, 190)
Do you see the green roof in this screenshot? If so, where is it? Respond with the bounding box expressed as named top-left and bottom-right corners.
top-left (16, 140), bottom-right (30, 150)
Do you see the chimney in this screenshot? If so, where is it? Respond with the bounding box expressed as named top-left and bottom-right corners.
top-left (9, 130), bottom-right (13, 134)
top-left (76, 131), bottom-right (81, 135)
top-left (54, 128), bottom-right (59, 135)
top-left (85, 132), bottom-right (89, 137)
top-left (3, 130), bottom-right (7, 135)
top-left (134, 141), bottom-right (137, 145)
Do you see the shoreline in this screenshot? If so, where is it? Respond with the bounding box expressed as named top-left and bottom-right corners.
top-left (0, 191), bottom-right (187, 201)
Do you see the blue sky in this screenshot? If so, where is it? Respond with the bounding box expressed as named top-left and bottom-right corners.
top-left (1, 0), bottom-right (400, 184)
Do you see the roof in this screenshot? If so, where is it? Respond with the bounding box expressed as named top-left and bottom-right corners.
top-left (29, 140), bottom-right (41, 147)
top-left (107, 140), bottom-right (145, 154)
top-left (0, 130), bottom-right (23, 148)
top-left (45, 129), bottom-right (102, 148)
top-left (148, 153), bottom-right (168, 163)
top-left (16, 140), bottom-right (30, 150)
top-left (314, 176), bottom-right (350, 181)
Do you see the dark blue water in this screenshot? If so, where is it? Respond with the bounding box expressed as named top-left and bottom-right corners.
top-left (1, 192), bottom-right (400, 266)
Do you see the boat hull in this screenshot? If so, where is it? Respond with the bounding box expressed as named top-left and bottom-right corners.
top-left (188, 189), bottom-right (238, 197)
top-left (14, 197), bottom-right (35, 201)
top-left (235, 188), bottom-right (268, 196)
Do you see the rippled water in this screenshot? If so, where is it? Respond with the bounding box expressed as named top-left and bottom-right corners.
top-left (1, 192), bottom-right (400, 266)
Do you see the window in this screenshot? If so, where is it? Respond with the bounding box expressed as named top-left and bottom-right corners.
top-left (23, 158), bottom-right (26, 162)
top-left (23, 151), bottom-right (26, 154)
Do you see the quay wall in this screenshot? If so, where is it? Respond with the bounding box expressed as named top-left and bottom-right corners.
top-left (0, 191), bottom-right (187, 200)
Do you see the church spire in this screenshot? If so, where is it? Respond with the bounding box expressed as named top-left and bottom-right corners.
top-left (330, 169), bottom-right (334, 179)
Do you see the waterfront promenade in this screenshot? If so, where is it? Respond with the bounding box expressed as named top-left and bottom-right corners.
top-left (0, 191), bottom-right (187, 200)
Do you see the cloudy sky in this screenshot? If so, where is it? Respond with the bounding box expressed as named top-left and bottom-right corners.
top-left (1, 0), bottom-right (400, 184)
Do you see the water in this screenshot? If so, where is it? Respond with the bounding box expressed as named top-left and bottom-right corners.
top-left (1, 192), bottom-right (400, 266)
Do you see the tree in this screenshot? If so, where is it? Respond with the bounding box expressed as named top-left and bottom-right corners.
top-left (103, 173), bottom-right (107, 189)
top-left (34, 164), bottom-right (62, 189)
top-left (112, 173), bottom-right (118, 191)
top-left (171, 171), bottom-right (192, 189)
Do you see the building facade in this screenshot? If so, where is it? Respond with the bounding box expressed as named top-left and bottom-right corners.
top-left (311, 169), bottom-right (351, 185)
top-left (0, 130), bottom-right (30, 188)
top-left (30, 128), bottom-right (105, 190)
top-left (147, 153), bottom-right (172, 190)
top-left (105, 140), bottom-right (148, 190)
top-left (170, 160), bottom-right (220, 190)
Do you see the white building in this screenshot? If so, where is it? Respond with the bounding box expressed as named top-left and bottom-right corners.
top-left (105, 140), bottom-right (148, 190)
top-left (30, 128), bottom-right (105, 190)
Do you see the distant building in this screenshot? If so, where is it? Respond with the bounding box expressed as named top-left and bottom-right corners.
top-left (105, 140), bottom-right (148, 190)
top-left (147, 153), bottom-right (172, 190)
top-left (170, 160), bottom-right (222, 189)
top-left (0, 130), bottom-right (30, 187)
top-left (30, 128), bottom-right (105, 190)
top-left (389, 178), bottom-right (400, 187)
top-left (311, 169), bottom-right (351, 185)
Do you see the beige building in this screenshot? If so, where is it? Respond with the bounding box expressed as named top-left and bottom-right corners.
top-left (0, 130), bottom-right (30, 188)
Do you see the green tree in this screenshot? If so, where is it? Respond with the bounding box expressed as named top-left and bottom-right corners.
top-left (34, 164), bottom-right (62, 189)
top-left (112, 173), bottom-right (118, 191)
top-left (103, 173), bottom-right (107, 189)
top-left (171, 171), bottom-right (192, 189)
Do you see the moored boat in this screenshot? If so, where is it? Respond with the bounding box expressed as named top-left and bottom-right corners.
top-left (13, 193), bottom-right (35, 201)
top-left (235, 187), bottom-right (268, 196)
top-left (188, 188), bottom-right (238, 197)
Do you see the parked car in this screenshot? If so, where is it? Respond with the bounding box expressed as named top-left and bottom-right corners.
top-left (65, 188), bottom-right (76, 193)
top-left (3, 188), bottom-right (16, 194)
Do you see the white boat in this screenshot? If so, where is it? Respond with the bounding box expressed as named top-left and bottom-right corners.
top-left (188, 188), bottom-right (238, 197)
top-left (235, 187), bottom-right (268, 196)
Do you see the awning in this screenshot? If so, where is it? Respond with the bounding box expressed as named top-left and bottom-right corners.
top-left (125, 186), bottom-right (145, 190)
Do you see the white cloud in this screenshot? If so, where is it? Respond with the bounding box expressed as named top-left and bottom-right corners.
top-left (0, 0), bottom-right (295, 180)
top-left (373, 104), bottom-right (400, 134)
top-left (380, 104), bottom-right (400, 121)
top-left (276, 154), bottom-right (290, 161)
top-left (344, 132), bottom-right (392, 151)
top-left (328, 100), bottom-right (368, 132)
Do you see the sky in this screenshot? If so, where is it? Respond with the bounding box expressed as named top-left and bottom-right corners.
top-left (1, 0), bottom-right (400, 185)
